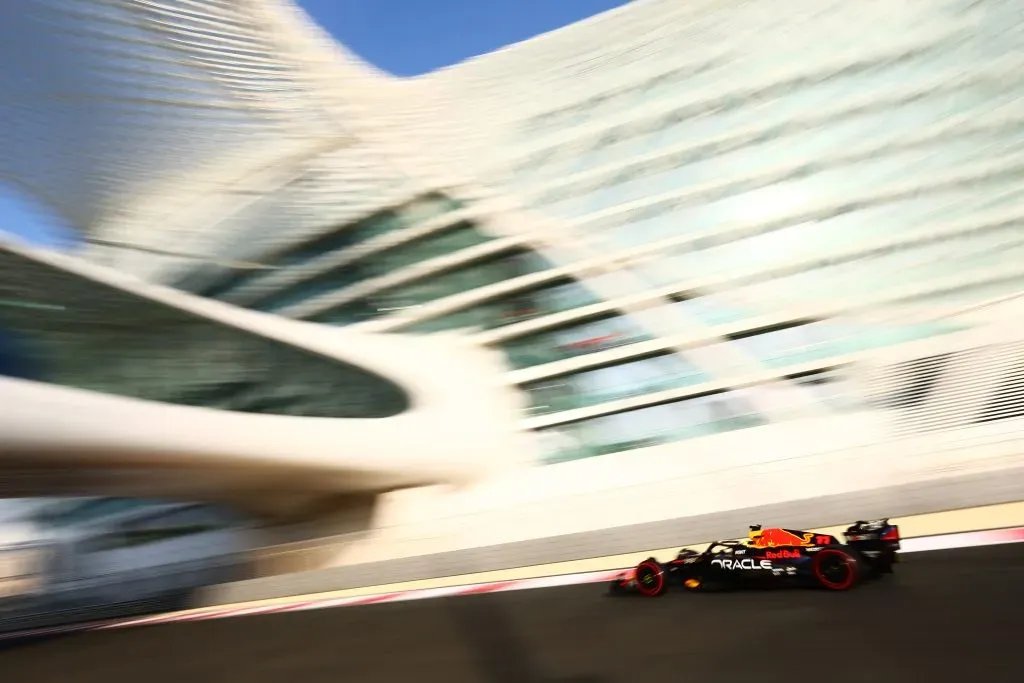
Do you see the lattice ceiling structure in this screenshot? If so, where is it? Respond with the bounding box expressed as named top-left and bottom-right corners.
top-left (0, 0), bottom-right (416, 274)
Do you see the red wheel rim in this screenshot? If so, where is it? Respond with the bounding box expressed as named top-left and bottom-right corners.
top-left (634, 561), bottom-right (664, 596)
top-left (813, 549), bottom-right (857, 590)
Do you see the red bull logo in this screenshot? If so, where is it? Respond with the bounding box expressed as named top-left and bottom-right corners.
top-left (749, 528), bottom-right (817, 548)
top-left (764, 549), bottom-right (802, 560)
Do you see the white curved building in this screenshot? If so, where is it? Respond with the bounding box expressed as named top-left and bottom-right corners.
top-left (0, 238), bottom-right (530, 521)
top-left (2, 0), bottom-right (1024, 572)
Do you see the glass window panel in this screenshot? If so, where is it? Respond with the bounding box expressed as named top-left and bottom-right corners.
top-left (308, 300), bottom-right (378, 325)
top-left (605, 211), bottom-right (698, 248)
top-left (536, 74), bottom-right (1024, 226)
top-left (255, 270), bottom-right (365, 313)
top-left (404, 280), bottom-right (603, 334)
top-left (896, 275), bottom-right (1024, 312)
top-left (55, 499), bottom-right (143, 526)
top-left (573, 124), bottom-right (1024, 225)
top-left (197, 194), bottom-right (470, 301)
top-left (524, 105), bottom-right (594, 139)
top-left (196, 211), bottom-right (400, 300)
top-left (401, 193), bottom-right (465, 223)
top-left (278, 210), bottom-right (404, 267)
top-left (522, 353), bottom-right (708, 416)
top-left (513, 20), bottom-right (1022, 197)
top-left (537, 193), bottom-right (594, 219)
top-left (582, 180), bottom-right (636, 215)
top-left (116, 526), bottom-right (218, 547)
top-left (364, 224), bottom-right (491, 276)
top-left (127, 505), bottom-right (216, 531)
top-left (498, 315), bottom-right (654, 370)
top-left (195, 268), bottom-right (265, 299)
top-left (636, 69), bottom-right (702, 104)
top-left (527, 150), bottom-right (584, 186)
top-left (559, 148), bottom-right (603, 178)
top-left (621, 168), bottom-right (1024, 272)
top-left (728, 323), bottom-right (867, 367)
top-left (671, 296), bottom-right (755, 327)
top-left (376, 251), bottom-right (554, 313)
top-left (577, 139), bottom-right (618, 172)
top-left (0, 326), bottom-right (46, 380)
top-left (313, 250), bottom-right (555, 324)
top-left (536, 392), bottom-right (765, 464)
top-left (255, 223), bottom-right (491, 313)
top-left (744, 240), bottom-right (1024, 309)
top-left (613, 138), bottom-right (1024, 268)
top-left (650, 62), bottom-right (1013, 155)
top-left (0, 250), bottom-right (409, 419)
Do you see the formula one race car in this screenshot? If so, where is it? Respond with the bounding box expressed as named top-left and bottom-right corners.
top-left (609, 519), bottom-right (901, 595)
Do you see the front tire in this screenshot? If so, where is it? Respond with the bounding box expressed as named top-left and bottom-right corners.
top-left (634, 559), bottom-right (667, 597)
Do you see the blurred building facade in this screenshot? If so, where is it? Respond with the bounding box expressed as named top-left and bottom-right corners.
top-left (1, 0), bottom-right (1023, 566)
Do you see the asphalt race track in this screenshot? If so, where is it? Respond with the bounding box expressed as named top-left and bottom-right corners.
top-left (1, 544), bottom-right (1022, 683)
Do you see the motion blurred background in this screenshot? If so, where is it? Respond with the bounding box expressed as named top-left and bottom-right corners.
top-left (0, 0), bottom-right (1022, 650)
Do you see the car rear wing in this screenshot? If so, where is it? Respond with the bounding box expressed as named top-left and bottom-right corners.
top-left (843, 519), bottom-right (901, 546)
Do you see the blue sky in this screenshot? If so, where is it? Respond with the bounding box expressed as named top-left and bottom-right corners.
top-left (298, 0), bottom-right (630, 76)
top-left (1, 0), bottom-right (629, 248)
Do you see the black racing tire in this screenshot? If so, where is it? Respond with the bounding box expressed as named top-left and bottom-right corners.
top-left (811, 548), bottom-right (860, 591)
top-left (634, 559), bottom-right (667, 597)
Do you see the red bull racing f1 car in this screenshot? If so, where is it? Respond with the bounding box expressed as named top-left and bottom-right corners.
top-left (609, 519), bottom-right (901, 595)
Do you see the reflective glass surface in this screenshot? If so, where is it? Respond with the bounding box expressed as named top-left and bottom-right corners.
top-left (0, 249), bottom-right (409, 418)
top-left (195, 208), bottom-right (402, 300)
top-left (40, 498), bottom-right (144, 526)
top-left (252, 221), bottom-right (492, 312)
top-left (535, 391), bottom-right (766, 464)
top-left (521, 353), bottom-right (708, 416)
top-left (402, 279), bottom-right (602, 334)
top-left (515, 316), bottom-right (963, 417)
top-left (311, 250), bottom-right (555, 325)
top-left (192, 194), bottom-right (465, 301)
top-left (533, 368), bottom-right (869, 464)
top-left (626, 182), bottom-right (1024, 294)
top-left (733, 321), bottom-right (965, 367)
top-left (498, 314), bottom-right (653, 370)
top-left (513, 11), bottom-right (1023, 178)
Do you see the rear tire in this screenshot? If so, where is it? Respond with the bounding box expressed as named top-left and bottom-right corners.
top-left (811, 548), bottom-right (860, 590)
top-left (634, 559), bottom-right (667, 597)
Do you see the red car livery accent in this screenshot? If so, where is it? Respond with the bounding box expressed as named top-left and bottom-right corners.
top-left (749, 528), bottom-right (818, 548)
